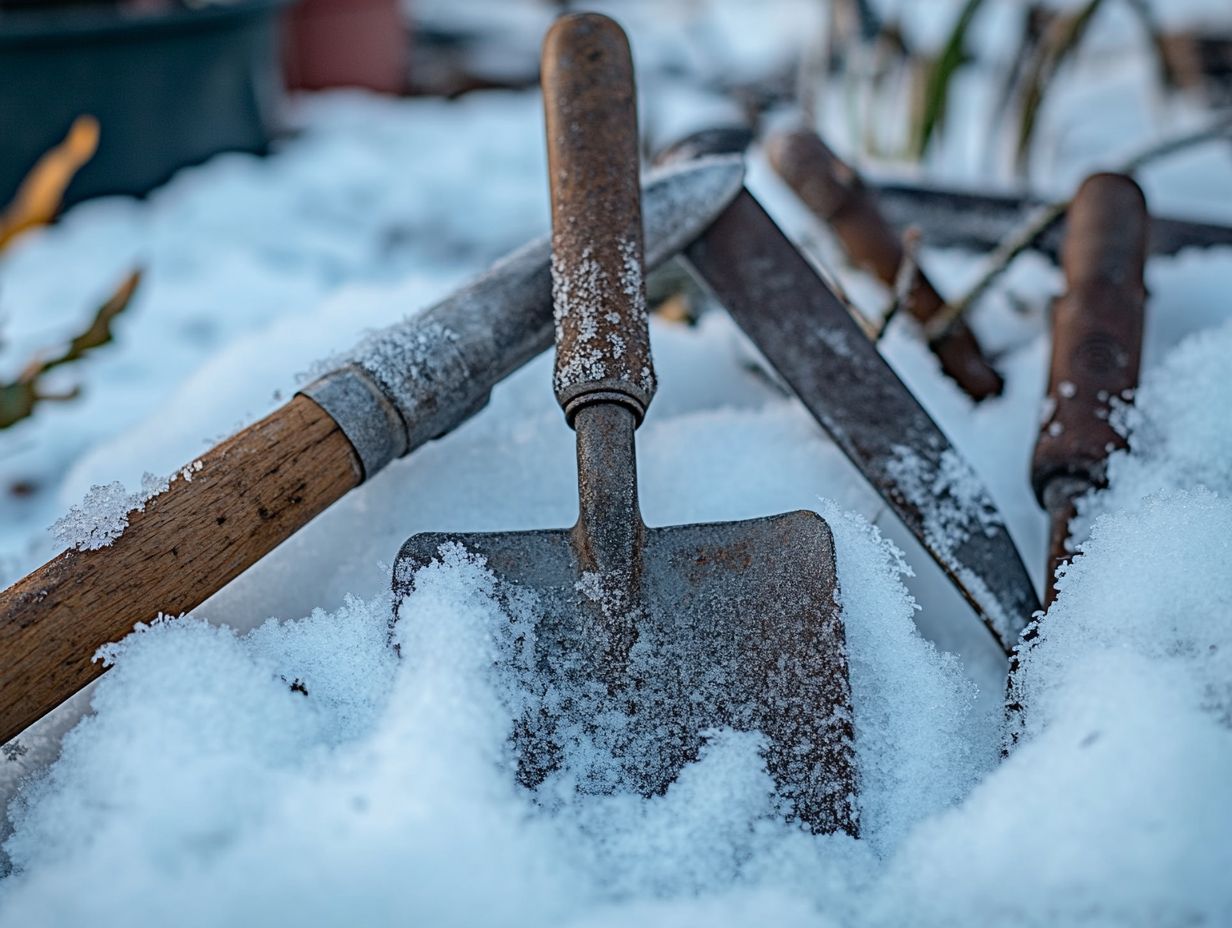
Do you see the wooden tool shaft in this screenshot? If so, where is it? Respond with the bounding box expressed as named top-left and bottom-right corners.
top-left (765, 127), bottom-right (1004, 401)
top-left (542, 13), bottom-right (655, 424)
top-left (1032, 173), bottom-right (1148, 499)
top-left (1032, 172), bottom-right (1148, 603)
top-left (0, 395), bottom-right (360, 744)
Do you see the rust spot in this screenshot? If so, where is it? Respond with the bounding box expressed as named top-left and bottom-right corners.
top-left (692, 539), bottom-right (754, 572)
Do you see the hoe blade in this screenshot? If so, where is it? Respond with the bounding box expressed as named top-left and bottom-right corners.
top-left (394, 509), bottom-right (858, 836)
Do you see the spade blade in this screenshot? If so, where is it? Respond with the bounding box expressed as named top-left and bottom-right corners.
top-left (394, 509), bottom-right (858, 836)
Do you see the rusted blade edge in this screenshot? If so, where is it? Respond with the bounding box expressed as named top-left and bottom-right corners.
top-left (873, 179), bottom-right (1232, 260)
top-left (683, 191), bottom-right (1041, 655)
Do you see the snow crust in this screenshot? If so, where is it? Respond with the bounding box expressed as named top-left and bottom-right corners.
top-left (0, 504), bottom-right (983, 926)
top-left (5, 319), bottom-right (1230, 925)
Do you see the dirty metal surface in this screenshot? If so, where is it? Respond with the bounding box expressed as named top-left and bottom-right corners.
top-left (684, 190), bottom-right (1042, 654)
top-left (393, 506), bottom-right (856, 835)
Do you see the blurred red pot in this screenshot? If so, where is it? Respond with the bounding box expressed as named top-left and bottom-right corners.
top-left (283, 0), bottom-right (409, 94)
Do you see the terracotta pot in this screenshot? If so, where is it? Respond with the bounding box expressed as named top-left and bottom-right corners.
top-left (283, 0), bottom-right (409, 94)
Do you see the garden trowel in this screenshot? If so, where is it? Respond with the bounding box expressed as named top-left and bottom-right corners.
top-left (393, 14), bottom-right (858, 835)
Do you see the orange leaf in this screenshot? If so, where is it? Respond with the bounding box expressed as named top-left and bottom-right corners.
top-left (0, 115), bottom-right (100, 251)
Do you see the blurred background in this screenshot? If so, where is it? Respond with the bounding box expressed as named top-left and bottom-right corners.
top-left (3, 0), bottom-right (1232, 207)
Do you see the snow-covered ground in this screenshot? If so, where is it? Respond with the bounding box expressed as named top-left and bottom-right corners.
top-left (1, 1), bottom-right (1230, 924)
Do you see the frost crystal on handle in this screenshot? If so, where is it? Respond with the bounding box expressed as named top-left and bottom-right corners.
top-left (50, 468), bottom-right (190, 551)
top-left (51, 482), bottom-right (135, 551)
top-left (551, 236), bottom-right (655, 401)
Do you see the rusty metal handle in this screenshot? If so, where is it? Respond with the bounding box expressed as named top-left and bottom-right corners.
top-left (542, 12), bottom-right (655, 426)
top-left (1031, 172), bottom-right (1148, 505)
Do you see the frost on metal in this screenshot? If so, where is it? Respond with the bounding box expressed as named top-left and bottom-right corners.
top-left (50, 470), bottom-right (185, 552)
top-left (551, 236), bottom-right (656, 404)
top-left (885, 445), bottom-right (1001, 559)
top-left (300, 159), bottom-right (742, 477)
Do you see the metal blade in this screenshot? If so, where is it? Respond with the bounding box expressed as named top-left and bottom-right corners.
top-left (872, 178), bottom-right (1232, 260)
top-left (683, 191), bottom-right (1040, 654)
top-left (394, 510), bottom-right (857, 835)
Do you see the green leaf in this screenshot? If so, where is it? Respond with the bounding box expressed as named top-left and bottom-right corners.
top-left (912, 0), bottom-right (986, 160)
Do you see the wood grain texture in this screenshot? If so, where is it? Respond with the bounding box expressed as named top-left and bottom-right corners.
top-left (0, 395), bottom-right (361, 744)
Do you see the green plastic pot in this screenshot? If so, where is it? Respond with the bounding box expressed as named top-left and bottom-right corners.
top-left (0, 0), bottom-right (292, 206)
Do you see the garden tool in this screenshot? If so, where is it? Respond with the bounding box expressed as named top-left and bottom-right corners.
top-left (1031, 173), bottom-right (1148, 605)
top-left (0, 157), bottom-right (746, 747)
top-left (867, 173), bottom-right (1232, 261)
top-left (766, 126), bottom-right (1004, 401)
top-left (392, 14), bottom-right (858, 835)
top-left (650, 144), bottom-right (1040, 655)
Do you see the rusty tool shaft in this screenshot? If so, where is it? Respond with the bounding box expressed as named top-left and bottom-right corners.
top-left (1032, 172), bottom-right (1148, 603)
top-left (544, 13), bottom-right (651, 583)
top-left (766, 127), bottom-right (1004, 401)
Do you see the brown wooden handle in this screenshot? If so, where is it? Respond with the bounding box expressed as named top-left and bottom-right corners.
top-left (1031, 173), bottom-right (1148, 504)
top-left (0, 395), bottom-right (361, 744)
top-left (542, 13), bottom-right (655, 425)
top-left (765, 127), bottom-right (1004, 401)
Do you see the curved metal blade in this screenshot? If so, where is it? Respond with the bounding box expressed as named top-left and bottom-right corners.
top-left (683, 191), bottom-right (1041, 654)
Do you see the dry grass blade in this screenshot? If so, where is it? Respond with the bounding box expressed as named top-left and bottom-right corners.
top-left (1014, 0), bottom-right (1105, 175)
top-left (875, 226), bottom-right (921, 340)
top-left (0, 116), bottom-right (100, 252)
top-left (0, 269), bottom-right (142, 429)
top-left (912, 0), bottom-right (986, 160)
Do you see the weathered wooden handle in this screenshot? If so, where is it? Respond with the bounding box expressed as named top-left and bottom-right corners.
top-left (1032, 172), bottom-right (1148, 603)
top-left (1032, 173), bottom-right (1148, 501)
top-left (765, 127), bottom-right (1004, 401)
top-left (0, 395), bottom-right (361, 744)
top-left (542, 13), bottom-right (655, 424)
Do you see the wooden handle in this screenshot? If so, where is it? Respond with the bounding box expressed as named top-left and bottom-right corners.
top-left (1032, 173), bottom-right (1148, 501)
top-left (1032, 172), bottom-right (1148, 604)
top-left (542, 13), bottom-right (655, 425)
top-left (765, 127), bottom-right (1004, 401)
top-left (0, 395), bottom-right (361, 744)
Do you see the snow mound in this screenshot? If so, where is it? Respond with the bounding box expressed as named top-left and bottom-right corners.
top-left (0, 505), bottom-right (980, 926)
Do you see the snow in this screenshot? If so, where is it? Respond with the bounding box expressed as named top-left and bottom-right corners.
top-left (49, 472), bottom-right (171, 551)
top-left (2, 0), bottom-right (1232, 923)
